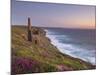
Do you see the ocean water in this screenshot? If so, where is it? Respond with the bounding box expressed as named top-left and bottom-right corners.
top-left (45, 28), bottom-right (96, 65)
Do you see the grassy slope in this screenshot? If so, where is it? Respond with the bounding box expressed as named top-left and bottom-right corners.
top-left (11, 26), bottom-right (95, 74)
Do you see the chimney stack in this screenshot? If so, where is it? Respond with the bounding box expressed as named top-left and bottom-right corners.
top-left (27, 17), bottom-right (32, 42)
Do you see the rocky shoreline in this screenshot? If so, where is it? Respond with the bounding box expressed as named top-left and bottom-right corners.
top-left (11, 25), bottom-right (95, 74)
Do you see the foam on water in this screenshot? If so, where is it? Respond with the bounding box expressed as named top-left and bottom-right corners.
top-left (45, 29), bottom-right (96, 65)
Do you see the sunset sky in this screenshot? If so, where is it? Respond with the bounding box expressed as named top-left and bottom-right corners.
top-left (11, 0), bottom-right (96, 29)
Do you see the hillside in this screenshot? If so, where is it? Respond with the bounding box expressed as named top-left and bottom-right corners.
top-left (11, 26), bottom-right (95, 74)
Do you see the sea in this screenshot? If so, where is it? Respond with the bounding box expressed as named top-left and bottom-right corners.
top-left (44, 28), bottom-right (96, 65)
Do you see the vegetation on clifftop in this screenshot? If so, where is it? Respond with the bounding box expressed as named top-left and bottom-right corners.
top-left (11, 26), bottom-right (95, 74)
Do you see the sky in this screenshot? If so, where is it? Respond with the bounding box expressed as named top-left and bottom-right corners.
top-left (11, 0), bottom-right (96, 29)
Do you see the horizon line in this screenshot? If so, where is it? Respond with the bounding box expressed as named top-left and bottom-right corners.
top-left (11, 24), bottom-right (96, 30)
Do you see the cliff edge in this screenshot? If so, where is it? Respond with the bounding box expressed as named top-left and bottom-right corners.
top-left (11, 26), bottom-right (95, 74)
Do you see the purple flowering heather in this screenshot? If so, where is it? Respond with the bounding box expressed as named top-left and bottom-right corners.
top-left (12, 57), bottom-right (40, 74)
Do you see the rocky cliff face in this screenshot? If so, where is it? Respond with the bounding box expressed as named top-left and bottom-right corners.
top-left (11, 26), bottom-right (95, 75)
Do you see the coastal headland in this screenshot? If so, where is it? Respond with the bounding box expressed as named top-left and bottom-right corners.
top-left (11, 25), bottom-right (95, 74)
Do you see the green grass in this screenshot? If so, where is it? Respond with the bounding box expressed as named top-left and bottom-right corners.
top-left (11, 26), bottom-right (95, 74)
